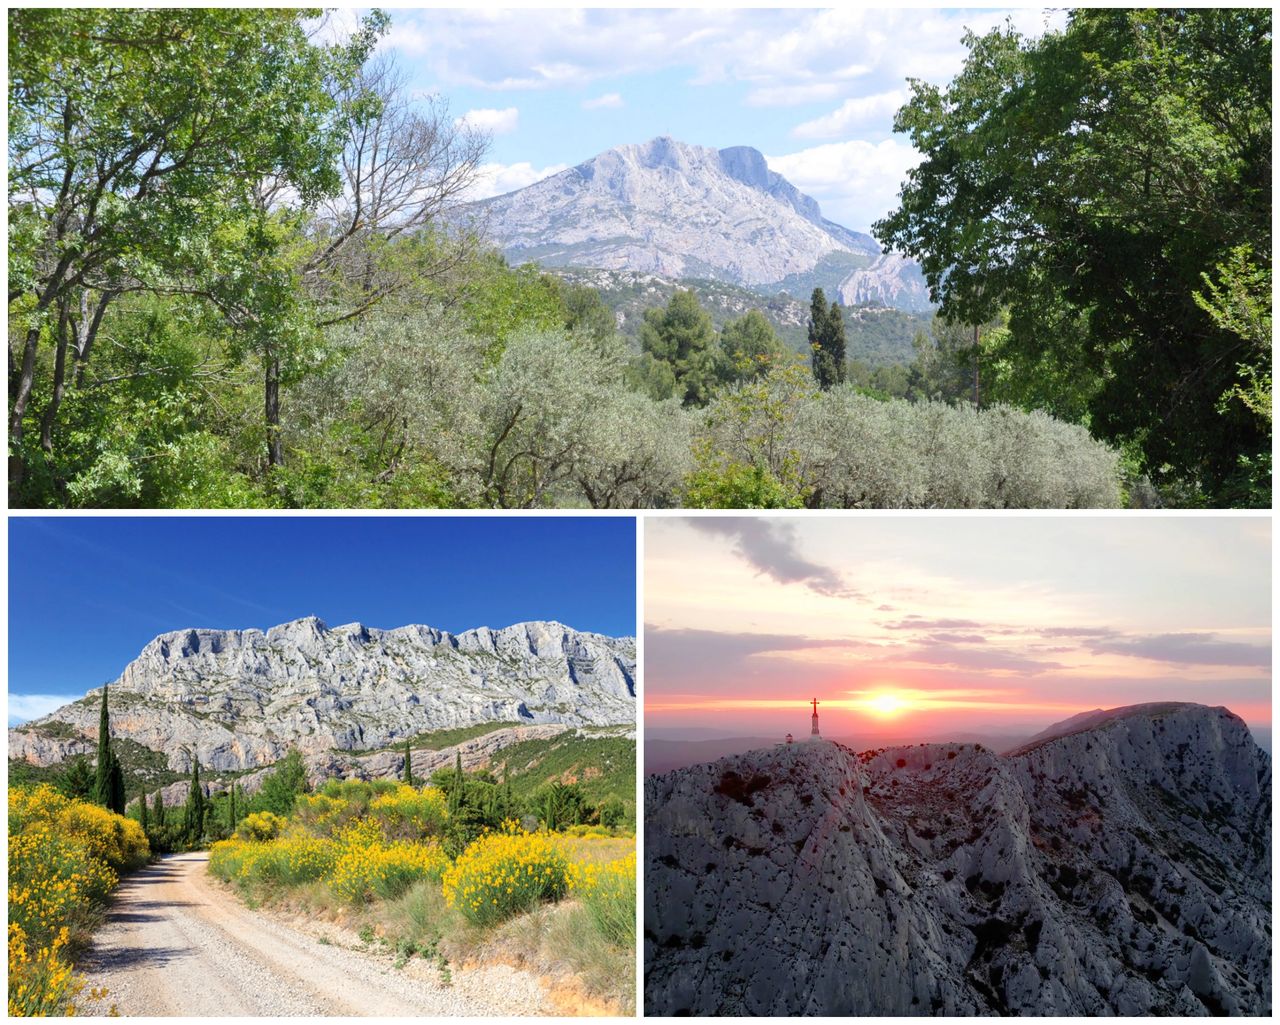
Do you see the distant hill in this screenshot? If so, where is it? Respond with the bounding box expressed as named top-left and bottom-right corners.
top-left (551, 266), bottom-right (929, 368)
top-left (469, 137), bottom-right (933, 316)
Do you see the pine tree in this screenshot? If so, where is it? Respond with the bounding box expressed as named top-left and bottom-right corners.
top-left (108, 750), bottom-right (126, 815)
top-left (91, 685), bottom-right (112, 807)
top-left (183, 757), bottom-right (205, 845)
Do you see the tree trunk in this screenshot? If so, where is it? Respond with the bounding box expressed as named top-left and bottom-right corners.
top-left (973, 323), bottom-right (981, 409)
top-left (265, 353), bottom-right (283, 467)
top-left (39, 302), bottom-right (72, 455)
top-left (72, 289), bottom-right (118, 388)
top-left (9, 324), bottom-right (44, 487)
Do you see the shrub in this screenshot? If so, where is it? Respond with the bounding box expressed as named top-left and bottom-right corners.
top-left (329, 842), bottom-right (449, 904)
top-left (568, 851), bottom-right (636, 948)
top-left (236, 811), bottom-right (287, 842)
top-left (368, 786), bottom-right (448, 841)
top-left (8, 785), bottom-right (147, 1014)
top-left (442, 827), bottom-right (571, 927)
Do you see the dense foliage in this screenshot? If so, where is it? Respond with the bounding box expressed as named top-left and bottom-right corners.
top-left (8, 785), bottom-right (149, 1015)
top-left (875, 8), bottom-right (1272, 505)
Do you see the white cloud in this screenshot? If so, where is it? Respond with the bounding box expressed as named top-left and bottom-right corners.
top-left (745, 82), bottom-right (846, 108)
top-left (8, 693), bottom-right (72, 726)
top-left (468, 161), bottom-right (570, 201)
top-left (583, 92), bottom-right (624, 110)
top-left (455, 106), bottom-right (519, 136)
top-left (383, 7), bottom-right (1066, 99)
top-left (767, 139), bottom-right (923, 233)
top-left (793, 90), bottom-right (909, 140)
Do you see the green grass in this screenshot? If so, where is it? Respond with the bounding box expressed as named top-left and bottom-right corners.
top-left (348, 721), bottom-right (520, 755)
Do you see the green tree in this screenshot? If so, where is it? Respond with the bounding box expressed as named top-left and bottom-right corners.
top-left (597, 795), bottom-right (626, 830)
top-left (153, 789), bottom-right (166, 827)
top-left (875, 9), bottom-right (1272, 503)
top-left (808, 289), bottom-right (847, 389)
top-left (639, 290), bottom-right (721, 406)
top-left (183, 756), bottom-right (205, 845)
top-left (59, 756), bottom-right (94, 800)
top-left (450, 751), bottom-right (464, 815)
top-left (107, 751), bottom-right (126, 815)
top-left (228, 784), bottom-right (238, 832)
top-left (256, 749), bottom-right (310, 816)
top-left (137, 794), bottom-right (150, 832)
top-left (402, 740), bottom-right (414, 787)
top-left (91, 687), bottom-right (112, 808)
top-left (719, 310), bottom-right (787, 384)
top-left (7, 8), bottom-right (387, 488)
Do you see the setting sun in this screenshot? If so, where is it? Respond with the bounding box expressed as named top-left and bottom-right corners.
top-left (864, 692), bottom-right (910, 718)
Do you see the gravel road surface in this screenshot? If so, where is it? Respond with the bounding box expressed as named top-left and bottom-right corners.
top-left (77, 852), bottom-right (552, 1016)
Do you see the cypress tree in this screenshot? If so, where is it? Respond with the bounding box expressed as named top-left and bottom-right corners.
top-left (229, 783), bottom-right (237, 831)
top-left (139, 792), bottom-right (150, 831)
top-left (153, 789), bottom-right (166, 827)
top-left (503, 762), bottom-right (513, 821)
top-left (823, 300), bottom-right (847, 386)
top-left (183, 757), bottom-right (205, 845)
top-left (450, 750), bottom-right (463, 814)
top-left (92, 686), bottom-right (112, 807)
top-left (403, 740), bottom-right (414, 787)
top-left (108, 750), bottom-right (126, 815)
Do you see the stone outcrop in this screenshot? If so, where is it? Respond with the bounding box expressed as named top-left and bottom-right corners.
top-left (645, 703), bottom-right (1270, 1015)
top-left (10, 617), bottom-right (635, 772)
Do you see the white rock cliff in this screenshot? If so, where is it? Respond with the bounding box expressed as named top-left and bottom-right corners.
top-left (10, 617), bottom-right (635, 772)
top-left (644, 703), bottom-right (1270, 1015)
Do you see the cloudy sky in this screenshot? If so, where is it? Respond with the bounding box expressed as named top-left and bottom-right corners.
top-left (327, 6), bottom-right (1066, 232)
top-left (645, 517), bottom-right (1272, 739)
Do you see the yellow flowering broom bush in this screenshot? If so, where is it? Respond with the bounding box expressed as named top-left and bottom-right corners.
top-left (568, 851), bottom-right (636, 947)
top-left (329, 840), bottom-right (449, 904)
top-left (8, 785), bottom-right (148, 1015)
top-left (442, 826), bottom-right (571, 927)
top-left (368, 785), bottom-right (449, 840)
top-left (235, 810), bottom-right (288, 842)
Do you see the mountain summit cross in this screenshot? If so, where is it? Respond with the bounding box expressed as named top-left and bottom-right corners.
top-left (811, 698), bottom-right (820, 738)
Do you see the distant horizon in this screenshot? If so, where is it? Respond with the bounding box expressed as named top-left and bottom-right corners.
top-left (7, 517), bottom-right (636, 725)
top-left (645, 517), bottom-right (1271, 740)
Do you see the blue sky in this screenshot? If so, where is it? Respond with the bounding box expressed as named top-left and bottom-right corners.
top-left (7, 516), bottom-right (636, 723)
top-left (325, 6), bottom-right (1066, 231)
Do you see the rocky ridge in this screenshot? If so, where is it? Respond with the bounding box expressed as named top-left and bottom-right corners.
top-left (10, 617), bottom-right (635, 772)
top-left (471, 137), bottom-right (931, 311)
top-left (644, 703), bottom-right (1270, 1015)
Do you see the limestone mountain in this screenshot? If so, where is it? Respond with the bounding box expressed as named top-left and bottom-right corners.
top-left (9, 617), bottom-right (635, 773)
top-left (645, 703), bottom-right (1270, 1015)
top-left (470, 137), bottom-right (932, 313)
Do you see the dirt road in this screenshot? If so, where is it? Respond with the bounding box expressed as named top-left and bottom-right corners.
top-left (77, 852), bottom-right (552, 1016)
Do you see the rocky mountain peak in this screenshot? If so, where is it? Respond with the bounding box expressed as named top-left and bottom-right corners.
top-left (11, 617), bottom-right (635, 772)
top-left (645, 702), bottom-right (1270, 1015)
top-left (469, 136), bottom-right (931, 309)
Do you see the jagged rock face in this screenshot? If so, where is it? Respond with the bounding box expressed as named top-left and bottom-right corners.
top-left (838, 252), bottom-right (933, 313)
top-left (472, 136), bottom-right (927, 307)
top-left (10, 617), bottom-right (635, 772)
top-left (645, 703), bottom-right (1271, 1016)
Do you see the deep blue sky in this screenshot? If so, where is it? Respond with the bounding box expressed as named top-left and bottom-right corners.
top-left (8, 516), bottom-right (635, 720)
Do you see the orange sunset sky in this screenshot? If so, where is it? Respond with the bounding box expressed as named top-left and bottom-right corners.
top-left (644, 516), bottom-right (1272, 741)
